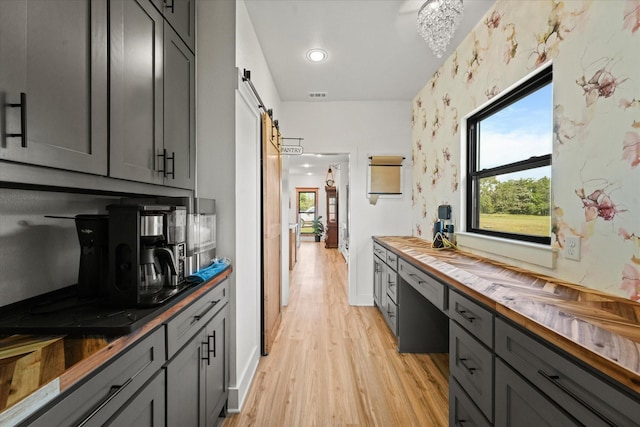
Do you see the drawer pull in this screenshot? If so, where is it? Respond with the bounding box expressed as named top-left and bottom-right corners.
top-left (455, 308), bottom-right (476, 323)
top-left (193, 299), bottom-right (221, 322)
top-left (538, 370), bottom-right (616, 427)
top-left (457, 357), bottom-right (476, 375)
top-left (455, 418), bottom-right (467, 426)
top-left (408, 273), bottom-right (426, 285)
top-left (78, 359), bottom-right (154, 426)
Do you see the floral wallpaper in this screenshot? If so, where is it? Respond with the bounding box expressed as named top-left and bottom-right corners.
top-left (412, 0), bottom-right (640, 299)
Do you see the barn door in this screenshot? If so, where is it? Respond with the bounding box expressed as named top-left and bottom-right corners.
top-left (261, 112), bottom-right (282, 355)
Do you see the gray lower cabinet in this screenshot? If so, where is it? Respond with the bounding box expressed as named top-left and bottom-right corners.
top-left (449, 321), bottom-right (493, 423)
top-left (449, 377), bottom-right (491, 427)
top-left (166, 279), bottom-right (230, 426)
top-left (20, 326), bottom-right (166, 427)
top-left (373, 245), bottom-right (384, 307)
top-left (105, 370), bottom-right (166, 426)
top-left (0, 0), bottom-right (108, 175)
top-left (495, 317), bottom-right (640, 427)
top-left (166, 303), bottom-right (229, 426)
top-left (373, 242), bottom-right (398, 336)
top-left (204, 307), bottom-right (230, 425)
top-left (495, 358), bottom-right (579, 427)
top-left (371, 239), bottom-right (640, 427)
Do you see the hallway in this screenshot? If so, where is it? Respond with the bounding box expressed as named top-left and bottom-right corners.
top-left (223, 242), bottom-right (449, 426)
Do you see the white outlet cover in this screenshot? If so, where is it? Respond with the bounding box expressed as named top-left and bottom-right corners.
top-left (565, 235), bottom-right (581, 261)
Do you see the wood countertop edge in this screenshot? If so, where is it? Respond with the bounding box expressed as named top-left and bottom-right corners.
top-left (495, 304), bottom-right (640, 393)
top-left (373, 236), bottom-right (640, 395)
top-left (59, 268), bottom-right (232, 391)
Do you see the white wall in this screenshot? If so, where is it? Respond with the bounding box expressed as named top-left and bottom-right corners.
top-left (280, 101), bottom-right (412, 305)
top-left (197, 0), bottom-right (285, 413)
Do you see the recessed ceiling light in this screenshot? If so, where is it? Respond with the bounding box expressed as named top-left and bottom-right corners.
top-left (306, 49), bottom-right (327, 63)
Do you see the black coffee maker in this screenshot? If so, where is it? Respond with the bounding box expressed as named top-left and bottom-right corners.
top-left (106, 204), bottom-right (183, 307)
top-left (75, 214), bottom-right (109, 297)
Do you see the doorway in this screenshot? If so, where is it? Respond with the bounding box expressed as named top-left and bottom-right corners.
top-left (285, 153), bottom-right (349, 260)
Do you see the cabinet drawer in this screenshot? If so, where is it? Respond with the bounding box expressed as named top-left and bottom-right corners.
top-left (495, 318), bottom-right (640, 427)
top-left (386, 251), bottom-right (398, 271)
top-left (449, 290), bottom-right (493, 348)
top-left (24, 326), bottom-right (165, 427)
top-left (381, 290), bottom-right (398, 336)
top-left (166, 279), bottom-right (229, 359)
top-left (449, 378), bottom-right (491, 427)
top-left (495, 358), bottom-right (579, 427)
top-left (450, 321), bottom-right (493, 422)
top-left (399, 259), bottom-right (446, 311)
top-left (386, 267), bottom-right (398, 304)
top-left (373, 242), bottom-right (386, 260)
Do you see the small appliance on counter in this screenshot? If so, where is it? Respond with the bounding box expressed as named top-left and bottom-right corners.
top-left (118, 196), bottom-right (217, 276)
top-left (433, 204), bottom-right (453, 248)
top-left (75, 214), bottom-right (109, 297)
top-left (106, 204), bottom-right (187, 307)
top-left (193, 198), bottom-right (217, 271)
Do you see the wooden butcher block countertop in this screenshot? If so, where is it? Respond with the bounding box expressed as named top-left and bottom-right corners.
top-left (374, 236), bottom-right (640, 394)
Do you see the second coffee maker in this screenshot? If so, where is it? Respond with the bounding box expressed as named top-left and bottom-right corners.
top-left (106, 204), bottom-right (186, 307)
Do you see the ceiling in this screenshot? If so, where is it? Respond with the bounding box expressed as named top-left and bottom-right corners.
top-left (287, 153), bottom-right (350, 177)
top-left (244, 0), bottom-right (497, 102)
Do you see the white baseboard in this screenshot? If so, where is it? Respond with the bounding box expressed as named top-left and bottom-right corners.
top-left (227, 344), bottom-right (260, 413)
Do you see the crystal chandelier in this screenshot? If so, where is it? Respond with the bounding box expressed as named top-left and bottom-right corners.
top-left (417, 0), bottom-right (464, 58)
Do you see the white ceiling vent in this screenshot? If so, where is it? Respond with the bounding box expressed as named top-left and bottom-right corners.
top-left (308, 91), bottom-right (327, 100)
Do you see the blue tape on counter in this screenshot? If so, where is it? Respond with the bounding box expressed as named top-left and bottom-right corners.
top-left (186, 260), bottom-right (230, 285)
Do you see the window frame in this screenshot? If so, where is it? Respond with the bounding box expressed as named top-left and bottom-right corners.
top-left (466, 66), bottom-right (552, 245)
top-left (296, 187), bottom-right (318, 234)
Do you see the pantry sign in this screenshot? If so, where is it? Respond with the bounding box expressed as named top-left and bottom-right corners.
top-left (281, 145), bottom-right (303, 155)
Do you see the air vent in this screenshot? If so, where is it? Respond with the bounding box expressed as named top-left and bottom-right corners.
top-left (308, 91), bottom-right (327, 99)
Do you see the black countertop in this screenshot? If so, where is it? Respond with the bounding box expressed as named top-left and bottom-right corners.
top-left (0, 268), bottom-right (231, 336)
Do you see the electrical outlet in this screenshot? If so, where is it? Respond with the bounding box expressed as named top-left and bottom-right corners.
top-left (565, 235), bottom-right (581, 261)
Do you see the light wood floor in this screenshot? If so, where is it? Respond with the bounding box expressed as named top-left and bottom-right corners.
top-left (223, 242), bottom-right (449, 427)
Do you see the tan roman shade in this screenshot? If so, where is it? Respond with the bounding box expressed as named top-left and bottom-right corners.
top-left (368, 155), bottom-right (404, 195)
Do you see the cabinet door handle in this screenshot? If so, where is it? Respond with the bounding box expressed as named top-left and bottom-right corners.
top-left (167, 151), bottom-right (175, 179)
top-left (211, 330), bottom-right (216, 357)
top-left (538, 370), bottom-right (616, 426)
top-left (455, 417), bottom-right (468, 426)
top-left (455, 308), bottom-right (476, 323)
top-left (456, 357), bottom-right (476, 375)
top-left (157, 148), bottom-right (168, 177)
top-left (202, 339), bottom-right (211, 365)
top-left (6, 92), bottom-right (27, 147)
top-left (164, 0), bottom-right (175, 13)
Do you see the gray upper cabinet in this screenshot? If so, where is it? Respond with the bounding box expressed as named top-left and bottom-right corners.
top-left (152, 0), bottom-right (196, 52)
top-left (110, 0), bottom-right (195, 190)
top-left (0, 0), bottom-right (108, 175)
top-left (110, 0), bottom-right (165, 186)
top-left (163, 21), bottom-right (195, 189)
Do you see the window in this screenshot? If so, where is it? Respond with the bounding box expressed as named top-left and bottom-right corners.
top-left (297, 188), bottom-right (318, 234)
top-left (467, 66), bottom-right (552, 244)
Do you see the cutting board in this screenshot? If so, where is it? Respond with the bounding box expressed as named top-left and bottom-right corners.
top-left (0, 335), bottom-right (65, 411)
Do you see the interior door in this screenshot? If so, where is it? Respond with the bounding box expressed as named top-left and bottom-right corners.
top-left (261, 112), bottom-right (282, 355)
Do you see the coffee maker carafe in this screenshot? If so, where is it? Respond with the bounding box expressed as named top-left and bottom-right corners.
top-left (106, 204), bottom-right (183, 307)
